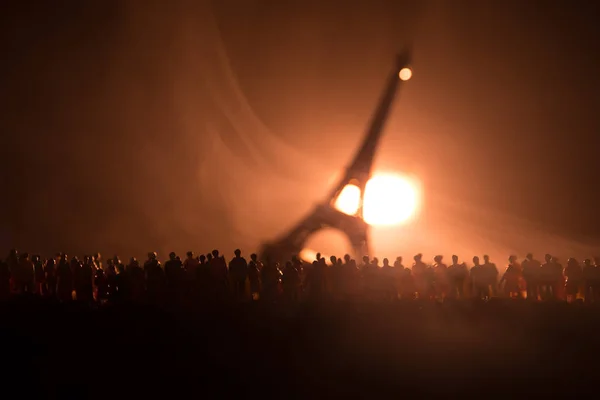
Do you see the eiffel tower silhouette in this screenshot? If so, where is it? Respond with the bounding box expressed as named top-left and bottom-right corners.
top-left (260, 50), bottom-right (412, 263)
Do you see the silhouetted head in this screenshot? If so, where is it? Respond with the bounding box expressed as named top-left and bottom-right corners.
top-left (187, 251), bottom-right (193, 258)
top-left (526, 253), bottom-right (533, 260)
top-left (567, 258), bottom-right (577, 267)
top-left (199, 254), bottom-right (206, 263)
top-left (9, 249), bottom-right (18, 258)
top-left (169, 252), bottom-right (176, 260)
top-left (212, 249), bottom-right (219, 258)
top-left (372, 257), bottom-right (379, 266)
top-left (396, 256), bottom-right (403, 263)
top-left (207, 253), bottom-right (213, 261)
top-left (473, 256), bottom-right (480, 265)
top-left (130, 257), bottom-right (137, 264)
top-left (483, 255), bottom-right (490, 263)
top-left (337, 258), bottom-right (343, 265)
top-left (414, 253), bottom-right (422, 261)
top-left (234, 249), bottom-right (241, 257)
top-left (383, 258), bottom-right (389, 267)
top-left (33, 255), bottom-right (40, 262)
top-left (584, 259), bottom-right (592, 266)
top-left (251, 253), bottom-right (257, 261)
top-left (316, 252), bottom-right (322, 261)
top-left (330, 255), bottom-right (336, 264)
top-left (344, 254), bottom-right (351, 262)
top-left (362, 255), bottom-right (369, 263)
top-left (434, 255), bottom-right (443, 263)
top-left (545, 254), bottom-right (552, 262)
top-left (452, 255), bottom-right (458, 263)
top-left (509, 255), bottom-right (517, 263)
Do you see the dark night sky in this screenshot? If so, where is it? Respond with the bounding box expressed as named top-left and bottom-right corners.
top-left (1, 0), bottom-right (599, 259)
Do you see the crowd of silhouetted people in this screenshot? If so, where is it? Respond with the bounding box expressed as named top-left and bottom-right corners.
top-left (1, 248), bottom-right (600, 305)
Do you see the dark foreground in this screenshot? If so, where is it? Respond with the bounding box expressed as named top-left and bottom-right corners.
top-left (1, 297), bottom-right (599, 398)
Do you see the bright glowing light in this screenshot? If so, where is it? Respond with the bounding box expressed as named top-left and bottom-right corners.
top-left (363, 174), bottom-right (420, 225)
top-left (399, 67), bottom-right (412, 81)
top-left (334, 184), bottom-right (361, 215)
top-left (334, 174), bottom-right (421, 226)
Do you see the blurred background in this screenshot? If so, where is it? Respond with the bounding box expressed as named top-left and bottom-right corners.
top-left (1, 0), bottom-right (599, 263)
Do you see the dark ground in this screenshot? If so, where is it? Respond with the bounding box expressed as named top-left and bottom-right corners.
top-left (1, 297), bottom-right (599, 398)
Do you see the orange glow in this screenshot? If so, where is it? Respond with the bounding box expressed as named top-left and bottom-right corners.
top-left (334, 184), bottom-right (361, 215)
top-left (334, 173), bottom-right (421, 226)
top-left (399, 67), bottom-right (412, 81)
top-left (364, 174), bottom-right (420, 225)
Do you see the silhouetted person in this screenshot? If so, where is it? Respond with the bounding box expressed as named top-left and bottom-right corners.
top-left (229, 249), bottom-right (248, 300)
top-left (412, 254), bottom-right (428, 299)
top-left (115, 263), bottom-right (131, 302)
top-left (210, 250), bottom-right (228, 301)
top-left (12, 253), bottom-right (33, 295)
top-left (552, 256), bottom-right (565, 300)
top-left (329, 255), bottom-right (344, 299)
top-left (144, 252), bottom-right (164, 304)
top-left (378, 258), bottom-right (394, 301)
top-left (342, 254), bottom-right (359, 300)
top-left (522, 253), bottom-right (541, 301)
top-left (105, 259), bottom-right (118, 302)
top-left (399, 268), bottom-right (416, 299)
top-left (563, 258), bottom-right (582, 303)
top-left (95, 267), bottom-right (108, 303)
top-left (282, 261), bottom-right (301, 302)
top-left (195, 254), bottom-right (211, 301)
top-left (77, 256), bottom-right (94, 303)
top-left (392, 257), bottom-right (405, 297)
top-left (306, 258), bottom-right (327, 301)
top-left (448, 255), bottom-right (468, 299)
top-left (128, 258), bottom-right (145, 302)
top-left (33, 255), bottom-right (44, 295)
top-left (44, 258), bottom-right (56, 297)
top-left (6, 249), bottom-right (19, 287)
top-left (165, 252), bottom-right (184, 304)
top-left (499, 255), bottom-right (522, 298)
top-left (471, 256), bottom-right (487, 300)
top-left (482, 255), bottom-right (498, 297)
top-left (540, 254), bottom-right (555, 300)
top-left (433, 255), bottom-right (449, 300)
top-left (248, 254), bottom-right (261, 300)
top-left (260, 259), bottom-right (281, 302)
top-left (56, 253), bottom-right (73, 302)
